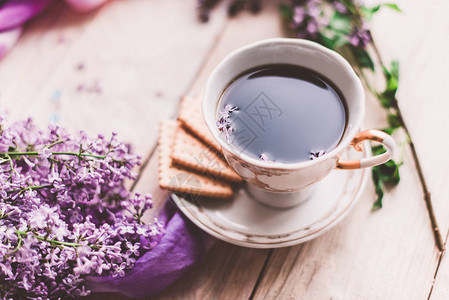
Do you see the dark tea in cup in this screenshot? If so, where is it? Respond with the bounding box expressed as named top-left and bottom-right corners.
top-left (216, 64), bottom-right (347, 163)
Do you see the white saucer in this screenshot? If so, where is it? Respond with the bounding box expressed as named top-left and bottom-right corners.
top-left (172, 143), bottom-right (370, 248)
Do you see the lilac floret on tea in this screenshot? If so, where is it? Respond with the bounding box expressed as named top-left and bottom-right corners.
top-left (216, 116), bottom-right (231, 131)
top-left (225, 105), bottom-right (239, 113)
top-left (310, 150), bottom-right (326, 160)
top-left (216, 105), bottom-right (239, 143)
top-left (259, 153), bottom-right (269, 162)
top-left (222, 126), bottom-right (234, 143)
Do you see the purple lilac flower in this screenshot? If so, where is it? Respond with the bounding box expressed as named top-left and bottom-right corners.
top-left (349, 25), bottom-right (371, 48)
top-left (259, 153), bottom-right (269, 162)
top-left (216, 105), bottom-right (238, 143)
top-left (333, 0), bottom-right (348, 14)
top-left (290, 0), bottom-right (326, 39)
top-left (0, 115), bottom-right (163, 299)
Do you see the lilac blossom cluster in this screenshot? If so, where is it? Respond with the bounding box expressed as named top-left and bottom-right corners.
top-left (0, 116), bottom-right (163, 299)
top-left (290, 0), bottom-right (326, 39)
top-left (289, 0), bottom-right (372, 48)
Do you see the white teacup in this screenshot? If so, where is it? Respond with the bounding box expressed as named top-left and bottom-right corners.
top-left (202, 38), bottom-right (394, 208)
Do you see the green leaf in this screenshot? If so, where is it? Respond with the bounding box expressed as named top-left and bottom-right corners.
top-left (371, 144), bottom-right (401, 209)
top-left (390, 60), bottom-right (399, 80)
top-left (372, 190), bottom-right (383, 209)
top-left (372, 166), bottom-right (384, 209)
top-left (382, 67), bottom-right (398, 91)
top-left (362, 3), bottom-right (401, 21)
top-left (377, 92), bottom-right (393, 109)
top-left (383, 3), bottom-right (401, 12)
top-left (370, 5), bottom-right (381, 13)
top-left (379, 159), bottom-right (400, 185)
top-left (361, 5), bottom-right (380, 21)
top-left (387, 113), bottom-right (402, 129)
top-left (318, 33), bottom-right (337, 50)
top-left (380, 127), bottom-right (398, 135)
top-left (328, 11), bottom-right (353, 35)
top-left (371, 144), bottom-right (386, 155)
top-left (318, 31), bottom-right (349, 51)
top-left (378, 61), bottom-right (400, 108)
top-left (279, 4), bottom-right (293, 20)
top-left (350, 45), bottom-right (375, 71)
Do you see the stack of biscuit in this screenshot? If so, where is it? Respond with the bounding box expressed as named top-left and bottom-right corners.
top-left (158, 95), bottom-right (242, 199)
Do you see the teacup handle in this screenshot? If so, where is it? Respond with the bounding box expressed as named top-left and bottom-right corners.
top-left (337, 129), bottom-right (395, 169)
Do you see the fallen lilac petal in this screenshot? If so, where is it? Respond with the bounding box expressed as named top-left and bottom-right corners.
top-left (64, 0), bottom-right (109, 13)
top-left (86, 199), bottom-right (216, 298)
top-left (0, 0), bottom-right (53, 32)
top-left (0, 26), bottom-right (22, 60)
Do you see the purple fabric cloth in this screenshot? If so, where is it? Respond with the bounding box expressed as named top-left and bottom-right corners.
top-left (0, 0), bottom-right (110, 60)
top-left (86, 197), bottom-right (216, 298)
top-left (0, 0), bottom-right (53, 32)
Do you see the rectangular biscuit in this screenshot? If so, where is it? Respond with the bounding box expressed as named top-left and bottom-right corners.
top-left (158, 120), bottom-right (233, 199)
top-left (178, 95), bottom-right (222, 154)
top-left (171, 123), bottom-right (242, 183)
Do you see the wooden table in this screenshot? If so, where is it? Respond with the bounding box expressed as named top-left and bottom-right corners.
top-left (1, 0), bottom-right (448, 299)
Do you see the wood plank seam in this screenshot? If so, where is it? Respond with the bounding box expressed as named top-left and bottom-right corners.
top-left (249, 249), bottom-right (274, 300)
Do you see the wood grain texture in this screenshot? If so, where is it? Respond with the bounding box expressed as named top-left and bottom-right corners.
top-left (370, 0), bottom-right (449, 241)
top-left (0, 0), bottom-right (227, 155)
top-left (151, 241), bottom-right (268, 300)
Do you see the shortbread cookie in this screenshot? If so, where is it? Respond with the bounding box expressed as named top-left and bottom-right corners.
top-left (178, 95), bottom-right (222, 154)
top-left (171, 124), bottom-right (242, 183)
top-left (158, 120), bottom-right (233, 198)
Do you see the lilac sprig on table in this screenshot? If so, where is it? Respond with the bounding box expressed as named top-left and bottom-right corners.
top-left (0, 116), bottom-right (163, 299)
top-left (279, 0), bottom-right (403, 209)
